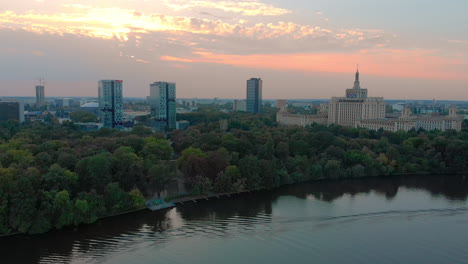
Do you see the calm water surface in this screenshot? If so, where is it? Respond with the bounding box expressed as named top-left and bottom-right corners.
top-left (1, 175), bottom-right (468, 264)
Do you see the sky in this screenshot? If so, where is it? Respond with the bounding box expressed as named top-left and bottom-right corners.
top-left (0, 0), bottom-right (467, 100)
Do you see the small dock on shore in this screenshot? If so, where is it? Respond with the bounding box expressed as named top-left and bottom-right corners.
top-left (170, 189), bottom-right (264, 205)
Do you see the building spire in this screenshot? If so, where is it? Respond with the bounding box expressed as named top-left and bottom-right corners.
top-left (355, 64), bottom-right (360, 81)
top-left (353, 65), bottom-right (360, 89)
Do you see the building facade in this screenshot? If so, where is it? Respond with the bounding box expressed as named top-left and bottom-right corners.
top-left (276, 99), bottom-right (287, 111)
top-left (0, 101), bottom-right (24, 122)
top-left (98, 80), bottom-right (123, 129)
top-left (277, 69), bottom-right (464, 132)
top-left (328, 69), bottom-right (385, 127)
top-left (149, 82), bottom-right (176, 131)
top-left (357, 106), bottom-right (463, 132)
top-left (246, 78), bottom-right (262, 113)
top-left (233, 99), bottom-right (247, 112)
top-left (415, 107), bottom-right (463, 131)
top-left (35, 85), bottom-right (45, 108)
top-left (276, 112), bottom-right (328, 127)
top-left (55, 98), bottom-right (73, 108)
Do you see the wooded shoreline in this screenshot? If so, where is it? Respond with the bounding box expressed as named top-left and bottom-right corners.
top-left (1, 112), bottom-right (467, 236)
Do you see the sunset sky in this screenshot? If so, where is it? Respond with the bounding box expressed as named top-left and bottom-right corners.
top-left (1, 0), bottom-right (467, 99)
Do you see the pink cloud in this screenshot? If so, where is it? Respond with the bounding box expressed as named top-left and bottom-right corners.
top-left (161, 56), bottom-right (195, 63)
top-left (160, 49), bottom-right (467, 80)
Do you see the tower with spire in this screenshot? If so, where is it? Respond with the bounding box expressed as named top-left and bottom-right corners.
top-left (353, 65), bottom-right (360, 89)
top-left (346, 65), bottom-right (368, 99)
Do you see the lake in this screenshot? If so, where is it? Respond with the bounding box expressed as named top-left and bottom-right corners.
top-left (1, 175), bottom-right (468, 264)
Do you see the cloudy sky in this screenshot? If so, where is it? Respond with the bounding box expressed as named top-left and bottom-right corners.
top-left (1, 0), bottom-right (467, 99)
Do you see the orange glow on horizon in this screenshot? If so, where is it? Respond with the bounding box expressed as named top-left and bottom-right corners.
top-left (160, 50), bottom-right (467, 81)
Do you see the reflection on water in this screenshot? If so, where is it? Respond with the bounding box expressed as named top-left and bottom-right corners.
top-left (1, 175), bottom-right (468, 264)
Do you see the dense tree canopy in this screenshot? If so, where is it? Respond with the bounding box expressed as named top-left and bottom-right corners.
top-left (0, 111), bottom-right (467, 235)
top-left (172, 111), bottom-right (468, 195)
top-left (0, 121), bottom-right (174, 235)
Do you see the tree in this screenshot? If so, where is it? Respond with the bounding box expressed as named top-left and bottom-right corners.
top-left (28, 191), bottom-right (54, 234)
top-left (191, 175), bottom-right (212, 195)
top-left (225, 165), bottom-right (245, 191)
top-left (8, 168), bottom-right (40, 233)
top-left (42, 164), bottom-right (78, 193)
top-left (57, 148), bottom-right (79, 171)
top-left (76, 152), bottom-right (113, 193)
top-left (131, 125), bottom-right (152, 136)
top-left (72, 199), bottom-right (96, 225)
top-left (104, 183), bottom-right (133, 214)
top-left (53, 190), bottom-right (73, 229)
top-left (129, 189), bottom-right (146, 209)
top-left (238, 155), bottom-right (261, 190)
top-left (148, 161), bottom-right (176, 198)
top-left (140, 137), bottom-right (173, 163)
top-left (118, 135), bottom-right (146, 153)
top-left (112, 147), bottom-right (143, 191)
top-left (275, 142), bottom-right (290, 160)
top-left (324, 160), bottom-right (342, 179)
top-left (4, 149), bottom-right (35, 168)
top-left (70, 111), bottom-right (98, 123)
top-left (35, 152), bottom-right (53, 172)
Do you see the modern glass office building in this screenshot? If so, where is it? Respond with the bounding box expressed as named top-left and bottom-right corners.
top-left (0, 101), bottom-right (24, 122)
top-left (149, 82), bottom-right (176, 131)
top-left (246, 78), bottom-right (262, 114)
top-left (98, 80), bottom-right (123, 129)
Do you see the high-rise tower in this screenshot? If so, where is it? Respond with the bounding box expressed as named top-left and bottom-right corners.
top-left (98, 80), bottom-right (123, 129)
top-left (246, 78), bottom-right (262, 114)
top-left (35, 85), bottom-right (45, 108)
top-left (150, 82), bottom-right (176, 131)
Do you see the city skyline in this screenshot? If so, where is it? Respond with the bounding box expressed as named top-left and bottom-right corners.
top-left (1, 0), bottom-right (467, 99)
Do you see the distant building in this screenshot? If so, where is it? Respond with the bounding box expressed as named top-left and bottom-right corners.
top-left (415, 106), bottom-right (463, 131)
top-left (176, 120), bottom-right (190, 130)
top-left (149, 82), bottom-right (176, 132)
top-left (276, 99), bottom-right (287, 111)
top-left (35, 85), bottom-right (45, 108)
top-left (357, 107), bottom-right (416, 132)
top-left (75, 122), bottom-right (103, 131)
top-left (233, 99), bottom-right (247, 111)
top-left (358, 106), bottom-right (463, 132)
top-left (277, 69), bottom-right (463, 132)
top-left (79, 102), bottom-right (99, 115)
top-left (277, 99), bottom-right (328, 127)
top-left (24, 111), bottom-right (41, 122)
top-left (98, 80), bottom-right (123, 129)
top-left (392, 103), bottom-right (405, 112)
top-left (0, 101), bottom-right (24, 122)
top-left (328, 69), bottom-right (386, 127)
top-left (246, 78), bottom-right (262, 113)
top-left (276, 112), bottom-right (328, 127)
top-left (55, 98), bottom-right (73, 108)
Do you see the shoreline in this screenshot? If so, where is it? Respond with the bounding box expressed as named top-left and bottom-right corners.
top-left (1, 172), bottom-right (465, 238)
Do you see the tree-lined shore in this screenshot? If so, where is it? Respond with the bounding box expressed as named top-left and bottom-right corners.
top-left (1, 112), bottom-right (467, 235)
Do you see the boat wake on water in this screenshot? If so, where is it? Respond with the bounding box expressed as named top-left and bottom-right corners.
top-left (268, 207), bottom-right (468, 227)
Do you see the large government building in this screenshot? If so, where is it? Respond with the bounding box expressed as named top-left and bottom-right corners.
top-left (277, 70), bottom-right (464, 132)
top-left (328, 69), bottom-right (386, 127)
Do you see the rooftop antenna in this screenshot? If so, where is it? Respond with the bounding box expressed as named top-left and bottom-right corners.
top-left (37, 77), bottom-right (46, 86)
